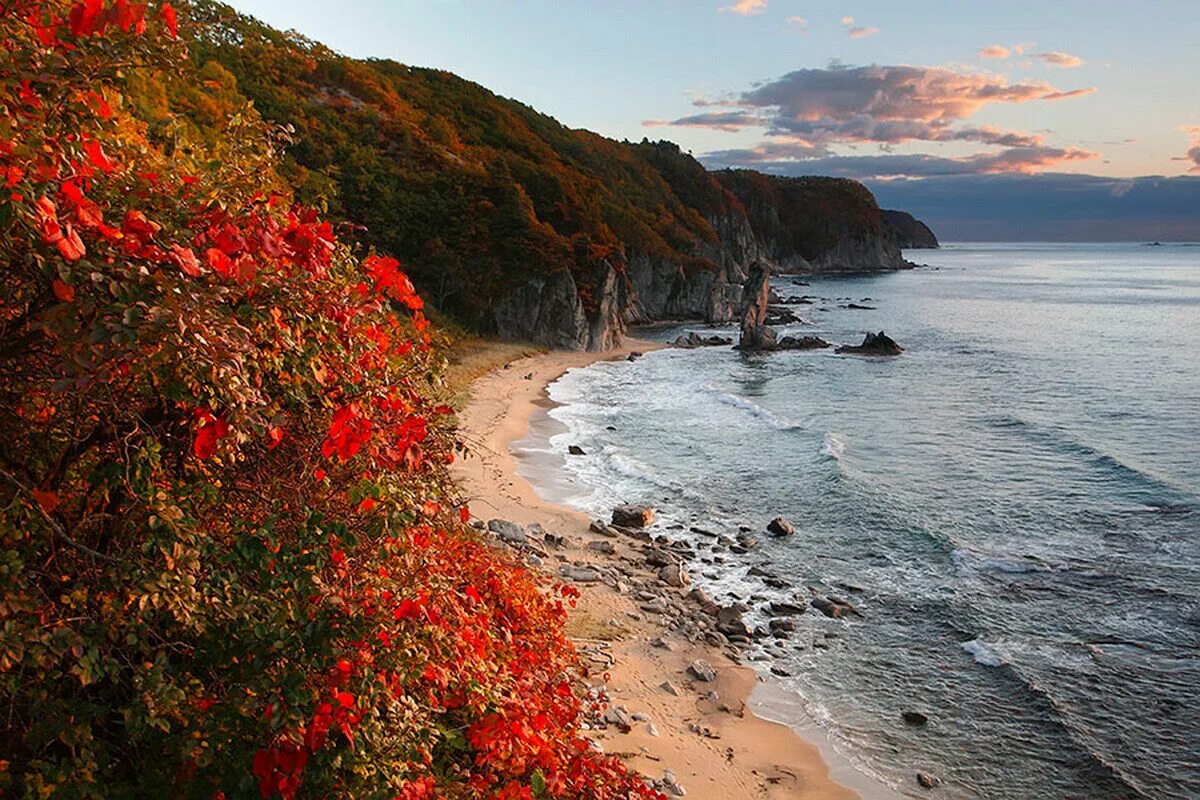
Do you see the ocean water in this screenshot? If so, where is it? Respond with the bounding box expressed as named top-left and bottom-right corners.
top-left (514, 243), bottom-right (1200, 799)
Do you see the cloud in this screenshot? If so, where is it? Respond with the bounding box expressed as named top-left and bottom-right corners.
top-left (719, 0), bottom-right (766, 15)
top-left (979, 45), bottom-right (1011, 59)
top-left (1176, 126), bottom-right (1200, 173)
top-left (702, 145), bottom-right (1097, 178)
top-left (840, 15), bottom-right (878, 38)
top-left (848, 26), bottom-right (879, 39)
top-left (643, 112), bottom-right (764, 133)
top-left (735, 65), bottom-right (1094, 141)
top-left (1040, 87), bottom-right (1097, 101)
top-left (652, 62), bottom-right (1100, 177)
top-left (1036, 51), bottom-right (1085, 68)
top-left (786, 15), bottom-right (808, 32)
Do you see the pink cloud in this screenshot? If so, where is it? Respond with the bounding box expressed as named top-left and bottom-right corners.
top-left (1041, 87), bottom-right (1097, 101)
top-left (1036, 51), bottom-right (1085, 68)
top-left (719, 0), bottom-right (766, 15)
top-left (1177, 126), bottom-right (1200, 173)
top-left (654, 63), bottom-right (1100, 176)
top-left (979, 44), bottom-right (1011, 59)
top-left (786, 15), bottom-right (808, 31)
top-left (848, 26), bottom-right (879, 39)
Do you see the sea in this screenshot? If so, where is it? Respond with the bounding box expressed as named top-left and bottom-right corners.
top-left (512, 243), bottom-right (1200, 799)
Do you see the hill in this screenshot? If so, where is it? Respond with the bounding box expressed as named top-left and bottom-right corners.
top-left (180, 1), bottom-right (915, 349)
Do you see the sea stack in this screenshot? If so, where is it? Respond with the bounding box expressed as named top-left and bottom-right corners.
top-left (737, 262), bottom-right (777, 351)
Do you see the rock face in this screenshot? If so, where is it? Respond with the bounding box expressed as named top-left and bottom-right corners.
top-left (736, 264), bottom-right (777, 352)
top-left (882, 209), bottom-right (940, 249)
top-left (493, 177), bottom-right (916, 350)
top-left (836, 331), bottom-right (904, 356)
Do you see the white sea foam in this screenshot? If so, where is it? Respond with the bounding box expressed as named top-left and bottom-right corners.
top-left (962, 638), bottom-right (1004, 667)
top-left (821, 431), bottom-right (846, 460)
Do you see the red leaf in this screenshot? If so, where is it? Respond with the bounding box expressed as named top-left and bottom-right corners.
top-left (83, 139), bottom-right (118, 174)
top-left (56, 226), bottom-right (86, 261)
top-left (171, 244), bottom-right (202, 277)
top-left (192, 409), bottom-right (230, 460)
top-left (160, 2), bottom-right (177, 38)
top-left (52, 279), bottom-right (75, 302)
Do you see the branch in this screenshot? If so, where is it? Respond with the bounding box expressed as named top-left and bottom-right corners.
top-left (0, 468), bottom-right (119, 563)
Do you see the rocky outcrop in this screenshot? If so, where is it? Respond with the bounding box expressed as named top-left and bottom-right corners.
top-left (494, 262), bottom-right (626, 351)
top-left (736, 264), bottom-right (776, 351)
top-left (836, 331), bottom-right (904, 356)
top-left (882, 209), bottom-right (939, 249)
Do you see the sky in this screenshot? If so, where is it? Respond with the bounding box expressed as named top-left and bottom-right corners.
top-left (226, 0), bottom-right (1200, 240)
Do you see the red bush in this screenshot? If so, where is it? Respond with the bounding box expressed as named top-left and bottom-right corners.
top-left (0, 3), bottom-right (659, 797)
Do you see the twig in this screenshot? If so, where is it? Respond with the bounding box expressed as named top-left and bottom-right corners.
top-left (0, 467), bottom-right (119, 563)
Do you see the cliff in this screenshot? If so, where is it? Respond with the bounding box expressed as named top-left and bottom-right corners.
top-left (179, 2), bottom-right (917, 351)
top-left (882, 209), bottom-right (940, 248)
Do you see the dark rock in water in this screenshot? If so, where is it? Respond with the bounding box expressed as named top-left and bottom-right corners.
top-left (902, 710), bottom-right (929, 726)
top-left (811, 595), bottom-right (863, 619)
top-left (766, 517), bottom-right (795, 536)
top-left (845, 302), bottom-right (876, 310)
top-left (768, 618), bottom-right (796, 633)
top-left (835, 331), bottom-right (903, 356)
top-left (765, 305), bottom-right (801, 325)
top-left (612, 504), bottom-right (654, 528)
top-left (776, 335), bottom-right (831, 351)
top-left (568, 444), bottom-right (586, 456)
top-left (916, 772), bottom-right (940, 789)
top-left (770, 665), bottom-right (793, 677)
top-left (672, 331), bottom-right (734, 349)
top-left (768, 601), bottom-right (806, 616)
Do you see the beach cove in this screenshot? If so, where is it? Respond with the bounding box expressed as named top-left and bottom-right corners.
top-left (449, 339), bottom-right (895, 800)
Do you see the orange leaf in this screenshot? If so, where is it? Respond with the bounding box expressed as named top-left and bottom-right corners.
top-left (30, 488), bottom-right (60, 514)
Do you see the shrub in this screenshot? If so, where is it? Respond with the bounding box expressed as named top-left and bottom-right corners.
top-left (0, 3), bottom-right (659, 798)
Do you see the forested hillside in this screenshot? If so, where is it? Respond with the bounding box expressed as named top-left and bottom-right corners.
top-left (172, 1), bottom-right (911, 349)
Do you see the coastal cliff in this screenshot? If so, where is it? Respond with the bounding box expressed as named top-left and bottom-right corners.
top-left (184, 2), bottom-right (927, 351)
top-left (882, 209), bottom-right (940, 248)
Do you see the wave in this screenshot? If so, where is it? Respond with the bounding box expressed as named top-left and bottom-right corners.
top-left (820, 431), bottom-right (846, 461)
top-left (962, 638), bottom-right (1004, 667)
top-left (705, 385), bottom-right (804, 431)
top-left (987, 414), bottom-right (1195, 506)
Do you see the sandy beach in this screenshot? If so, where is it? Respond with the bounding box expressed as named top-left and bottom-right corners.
top-left (450, 339), bottom-right (862, 800)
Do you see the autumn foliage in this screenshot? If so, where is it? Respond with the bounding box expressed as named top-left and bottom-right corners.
top-left (0, 3), bottom-right (658, 797)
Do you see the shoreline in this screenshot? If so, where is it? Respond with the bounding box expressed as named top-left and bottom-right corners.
top-left (450, 338), bottom-right (876, 800)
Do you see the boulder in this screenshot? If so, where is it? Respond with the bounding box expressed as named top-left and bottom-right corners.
top-left (811, 596), bottom-right (863, 619)
top-left (768, 601), bottom-right (806, 616)
top-left (766, 517), bottom-right (795, 537)
top-left (902, 710), bottom-right (929, 727)
top-left (612, 504), bottom-right (654, 528)
top-left (568, 444), bottom-right (586, 455)
top-left (687, 660), bottom-right (718, 682)
top-left (659, 562), bottom-right (689, 588)
top-left (487, 519), bottom-right (526, 545)
top-left (587, 540), bottom-right (617, 555)
top-left (916, 772), bottom-right (940, 790)
top-left (835, 331), bottom-right (903, 356)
